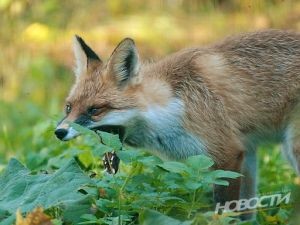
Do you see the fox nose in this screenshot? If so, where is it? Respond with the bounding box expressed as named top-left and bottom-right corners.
top-left (55, 128), bottom-right (68, 140)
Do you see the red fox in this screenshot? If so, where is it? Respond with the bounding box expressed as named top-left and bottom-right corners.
top-left (55, 30), bottom-right (300, 219)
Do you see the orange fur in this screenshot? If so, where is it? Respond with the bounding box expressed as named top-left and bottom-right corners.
top-left (56, 30), bottom-right (300, 220)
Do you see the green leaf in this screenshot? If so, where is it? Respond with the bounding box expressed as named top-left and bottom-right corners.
top-left (184, 180), bottom-right (203, 190)
top-left (158, 161), bottom-right (189, 174)
top-left (203, 170), bottom-right (242, 186)
top-left (117, 149), bottom-right (142, 163)
top-left (97, 131), bottom-right (122, 150)
top-left (70, 122), bottom-right (99, 139)
top-left (212, 179), bottom-right (229, 186)
top-left (210, 170), bottom-right (242, 179)
top-left (139, 209), bottom-right (192, 225)
top-left (185, 155), bottom-right (214, 170)
top-left (139, 155), bottom-right (162, 167)
top-left (0, 158), bottom-right (95, 224)
top-left (91, 144), bottom-right (113, 157)
top-left (96, 199), bottom-right (115, 214)
top-left (79, 217), bottom-right (103, 225)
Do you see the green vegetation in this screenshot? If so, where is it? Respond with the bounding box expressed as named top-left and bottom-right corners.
top-left (0, 128), bottom-right (243, 225)
top-left (0, 0), bottom-right (300, 224)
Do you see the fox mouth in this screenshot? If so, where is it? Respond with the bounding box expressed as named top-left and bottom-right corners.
top-left (92, 125), bottom-right (125, 142)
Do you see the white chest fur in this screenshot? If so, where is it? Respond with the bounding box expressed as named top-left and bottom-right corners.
top-left (126, 99), bottom-right (207, 159)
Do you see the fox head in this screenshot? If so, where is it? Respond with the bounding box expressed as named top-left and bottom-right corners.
top-left (55, 36), bottom-right (144, 141)
top-left (55, 36), bottom-right (206, 159)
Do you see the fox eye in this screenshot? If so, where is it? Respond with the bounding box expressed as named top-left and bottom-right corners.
top-left (65, 104), bottom-right (72, 114)
top-left (87, 107), bottom-right (100, 116)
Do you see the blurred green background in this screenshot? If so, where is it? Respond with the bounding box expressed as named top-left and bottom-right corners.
top-left (1, 0), bottom-right (300, 223)
top-left (0, 0), bottom-right (300, 201)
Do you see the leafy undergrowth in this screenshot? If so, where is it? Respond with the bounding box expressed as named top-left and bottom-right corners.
top-left (0, 158), bottom-right (94, 224)
top-left (0, 123), bottom-right (297, 225)
top-left (0, 122), bottom-right (297, 225)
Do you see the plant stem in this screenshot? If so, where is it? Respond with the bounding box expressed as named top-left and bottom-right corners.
top-left (187, 189), bottom-right (197, 219)
top-left (118, 190), bottom-right (122, 225)
top-left (118, 162), bottom-right (141, 225)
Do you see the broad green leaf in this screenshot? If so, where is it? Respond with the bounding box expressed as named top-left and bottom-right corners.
top-left (204, 170), bottom-right (241, 186)
top-left (139, 155), bottom-right (162, 167)
top-left (158, 161), bottom-right (189, 174)
top-left (70, 122), bottom-right (99, 139)
top-left (212, 179), bottom-right (229, 186)
top-left (185, 155), bottom-right (214, 170)
top-left (117, 149), bottom-right (142, 163)
top-left (163, 176), bottom-right (182, 189)
top-left (139, 209), bottom-right (192, 225)
top-left (184, 180), bottom-right (203, 190)
top-left (91, 144), bottom-right (113, 157)
top-left (97, 131), bottom-right (122, 150)
top-left (79, 213), bottom-right (105, 225)
top-left (0, 158), bottom-right (95, 224)
top-left (80, 214), bottom-right (98, 221)
top-left (96, 199), bottom-right (115, 214)
top-left (211, 170), bottom-right (242, 179)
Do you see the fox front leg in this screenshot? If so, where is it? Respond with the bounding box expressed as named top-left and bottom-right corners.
top-left (213, 148), bottom-right (244, 215)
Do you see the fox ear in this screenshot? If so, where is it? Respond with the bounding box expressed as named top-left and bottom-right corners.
top-left (73, 35), bottom-right (102, 77)
top-left (107, 38), bottom-right (140, 87)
